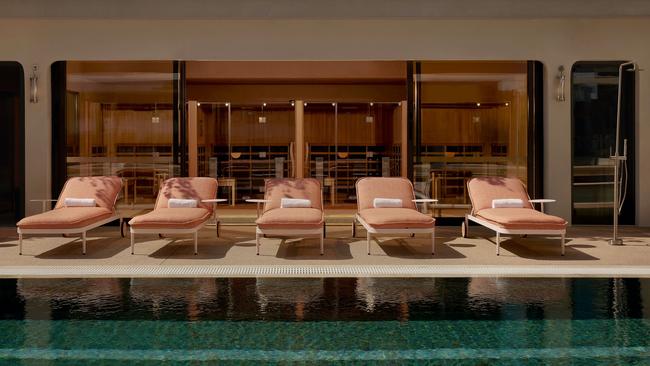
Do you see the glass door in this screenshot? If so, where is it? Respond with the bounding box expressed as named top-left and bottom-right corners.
top-left (571, 61), bottom-right (636, 225)
top-left (202, 102), bottom-right (294, 204)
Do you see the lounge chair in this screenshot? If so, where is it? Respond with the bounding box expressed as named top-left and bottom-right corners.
top-left (255, 178), bottom-right (325, 255)
top-left (128, 177), bottom-right (218, 255)
top-left (354, 177), bottom-right (436, 255)
top-left (463, 177), bottom-right (567, 255)
top-left (16, 176), bottom-right (123, 255)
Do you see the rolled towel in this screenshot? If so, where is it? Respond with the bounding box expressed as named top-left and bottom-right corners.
top-left (64, 198), bottom-right (96, 207)
top-left (491, 198), bottom-right (524, 208)
top-left (373, 198), bottom-right (403, 208)
top-left (168, 198), bottom-right (198, 208)
top-left (280, 198), bottom-right (312, 208)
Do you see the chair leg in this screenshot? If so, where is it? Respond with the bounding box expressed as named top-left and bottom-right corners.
top-left (119, 218), bottom-right (125, 238)
top-left (367, 232), bottom-right (371, 255)
top-left (320, 231), bottom-right (324, 256)
top-left (82, 232), bottom-right (87, 255)
top-left (256, 230), bottom-right (261, 255)
top-left (496, 232), bottom-right (500, 256)
top-left (193, 232), bottom-right (198, 255)
top-left (18, 232), bottom-right (23, 255)
top-left (323, 224), bottom-right (326, 239)
top-left (561, 234), bottom-right (565, 256)
top-left (216, 221), bottom-right (221, 238)
top-left (431, 228), bottom-right (435, 255)
top-left (352, 220), bottom-right (356, 238)
top-left (130, 231), bottom-right (135, 255)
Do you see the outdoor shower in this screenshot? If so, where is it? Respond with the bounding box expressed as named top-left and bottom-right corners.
top-left (610, 62), bottom-right (637, 245)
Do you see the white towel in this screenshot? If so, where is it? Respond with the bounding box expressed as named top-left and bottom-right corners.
top-left (373, 198), bottom-right (403, 208)
top-left (491, 198), bottom-right (524, 208)
top-left (64, 198), bottom-right (96, 207)
top-left (280, 198), bottom-right (311, 208)
top-left (168, 198), bottom-right (198, 208)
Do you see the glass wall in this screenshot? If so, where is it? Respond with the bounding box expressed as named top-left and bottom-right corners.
top-left (199, 102), bottom-right (294, 203)
top-left (61, 61), bottom-right (180, 209)
top-left (305, 102), bottom-right (402, 206)
top-left (571, 61), bottom-right (635, 225)
top-left (411, 61), bottom-right (530, 218)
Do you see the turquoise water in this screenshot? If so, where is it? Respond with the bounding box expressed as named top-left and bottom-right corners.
top-left (1, 278), bottom-right (649, 365)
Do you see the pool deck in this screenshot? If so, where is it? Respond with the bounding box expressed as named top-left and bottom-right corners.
top-left (1, 220), bottom-right (649, 278)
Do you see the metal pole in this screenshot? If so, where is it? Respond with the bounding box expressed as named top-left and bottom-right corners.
top-left (609, 62), bottom-right (636, 246)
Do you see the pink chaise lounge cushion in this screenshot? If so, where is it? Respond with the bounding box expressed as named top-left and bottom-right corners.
top-left (17, 176), bottom-right (122, 230)
top-left (256, 208), bottom-right (324, 229)
top-left (129, 177), bottom-right (218, 229)
top-left (356, 177), bottom-right (417, 211)
top-left (17, 207), bottom-right (114, 230)
top-left (54, 176), bottom-right (123, 211)
top-left (262, 178), bottom-right (323, 213)
top-left (154, 177), bottom-right (218, 212)
top-left (257, 178), bottom-right (324, 229)
top-left (467, 177), bottom-right (534, 213)
top-left (476, 208), bottom-right (567, 230)
top-left (129, 208), bottom-right (211, 229)
top-left (358, 208), bottom-right (434, 229)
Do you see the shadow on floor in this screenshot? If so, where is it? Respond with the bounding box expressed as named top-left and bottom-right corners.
top-left (34, 237), bottom-right (129, 259)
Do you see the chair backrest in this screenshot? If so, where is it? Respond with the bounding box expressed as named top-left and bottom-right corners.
top-left (263, 178), bottom-right (323, 213)
top-left (355, 177), bottom-right (417, 211)
top-left (467, 177), bottom-right (533, 213)
top-left (55, 176), bottom-right (123, 211)
top-left (154, 177), bottom-right (218, 211)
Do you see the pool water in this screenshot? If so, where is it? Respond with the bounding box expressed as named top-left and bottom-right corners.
top-left (1, 277), bottom-right (650, 365)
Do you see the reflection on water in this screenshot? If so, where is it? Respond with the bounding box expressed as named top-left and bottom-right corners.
top-left (1, 277), bottom-right (648, 321)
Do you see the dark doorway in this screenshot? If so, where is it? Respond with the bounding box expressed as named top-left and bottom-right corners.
top-left (0, 62), bottom-right (25, 224)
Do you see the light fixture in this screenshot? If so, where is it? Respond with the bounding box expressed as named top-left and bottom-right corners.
top-left (476, 102), bottom-right (481, 107)
top-left (29, 65), bottom-right (39, 103)
top-left (258, 103), bottom-right (267, 124)
top-left (505, 102), bottom-right (510, 106)
top-left (225, 102), bottom-right (230, 107)
top-left (556, 65), bottom-right (566, 102)
top-left (197, 102), bottom-right (201, 106)
top-left (365, 102), bottom-right (374, 123)
top-left (331, 102), bottom-right (336, 107)
top-left (304, 102), bottom-right (308, 107)
top-left (290, 101), bottom-right (295, 107)
top-left (151, 103), bottom-right (160, 124)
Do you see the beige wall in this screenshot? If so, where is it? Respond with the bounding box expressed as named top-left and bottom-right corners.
top-left (0, 18), bottom-right (648, 225)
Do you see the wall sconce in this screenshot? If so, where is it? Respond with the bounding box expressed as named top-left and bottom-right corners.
top-left (556, 65), bottom-right (566, 102)
top-left (365, 102), bottom-right (374, 123)
top-left (258, 103), bottom-right (267, 123)
top-left (29, 65), bottom-right (39, 103)
top-left (151, 103), bottom-right (160, 124)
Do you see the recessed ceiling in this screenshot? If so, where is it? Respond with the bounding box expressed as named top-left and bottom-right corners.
top-left (2, 0), bottom-right (650, 19)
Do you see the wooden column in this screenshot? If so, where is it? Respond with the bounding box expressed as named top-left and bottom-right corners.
top-left (294, 100), bottom-right (304, 178)
top-left (187, 101), bottom-right (198, 177)
top-left (400, 100), bottom-right (408, 178)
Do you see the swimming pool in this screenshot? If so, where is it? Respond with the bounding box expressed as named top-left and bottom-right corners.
top-left (1, 277), bottom-right (649, 365)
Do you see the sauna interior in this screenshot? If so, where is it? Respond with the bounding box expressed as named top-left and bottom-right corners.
top-left (63, 60), bottom-right (529, 217)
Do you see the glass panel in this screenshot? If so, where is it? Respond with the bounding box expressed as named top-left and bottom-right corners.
top-left (304, 102), bottom-right (337, 204)
top-left (412, 61), bottom-right (529, 218)
top-left (571, 61), bottom-right (635, 225)
top-left (64, 61), bottom-right (179, 209)
top-left (305, 102), bottom-right (401, 207)
top-left (223, 103), bottom-right (295, 201)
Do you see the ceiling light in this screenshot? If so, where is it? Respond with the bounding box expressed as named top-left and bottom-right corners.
top-left (476, 103), bottom-right (481, 107)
